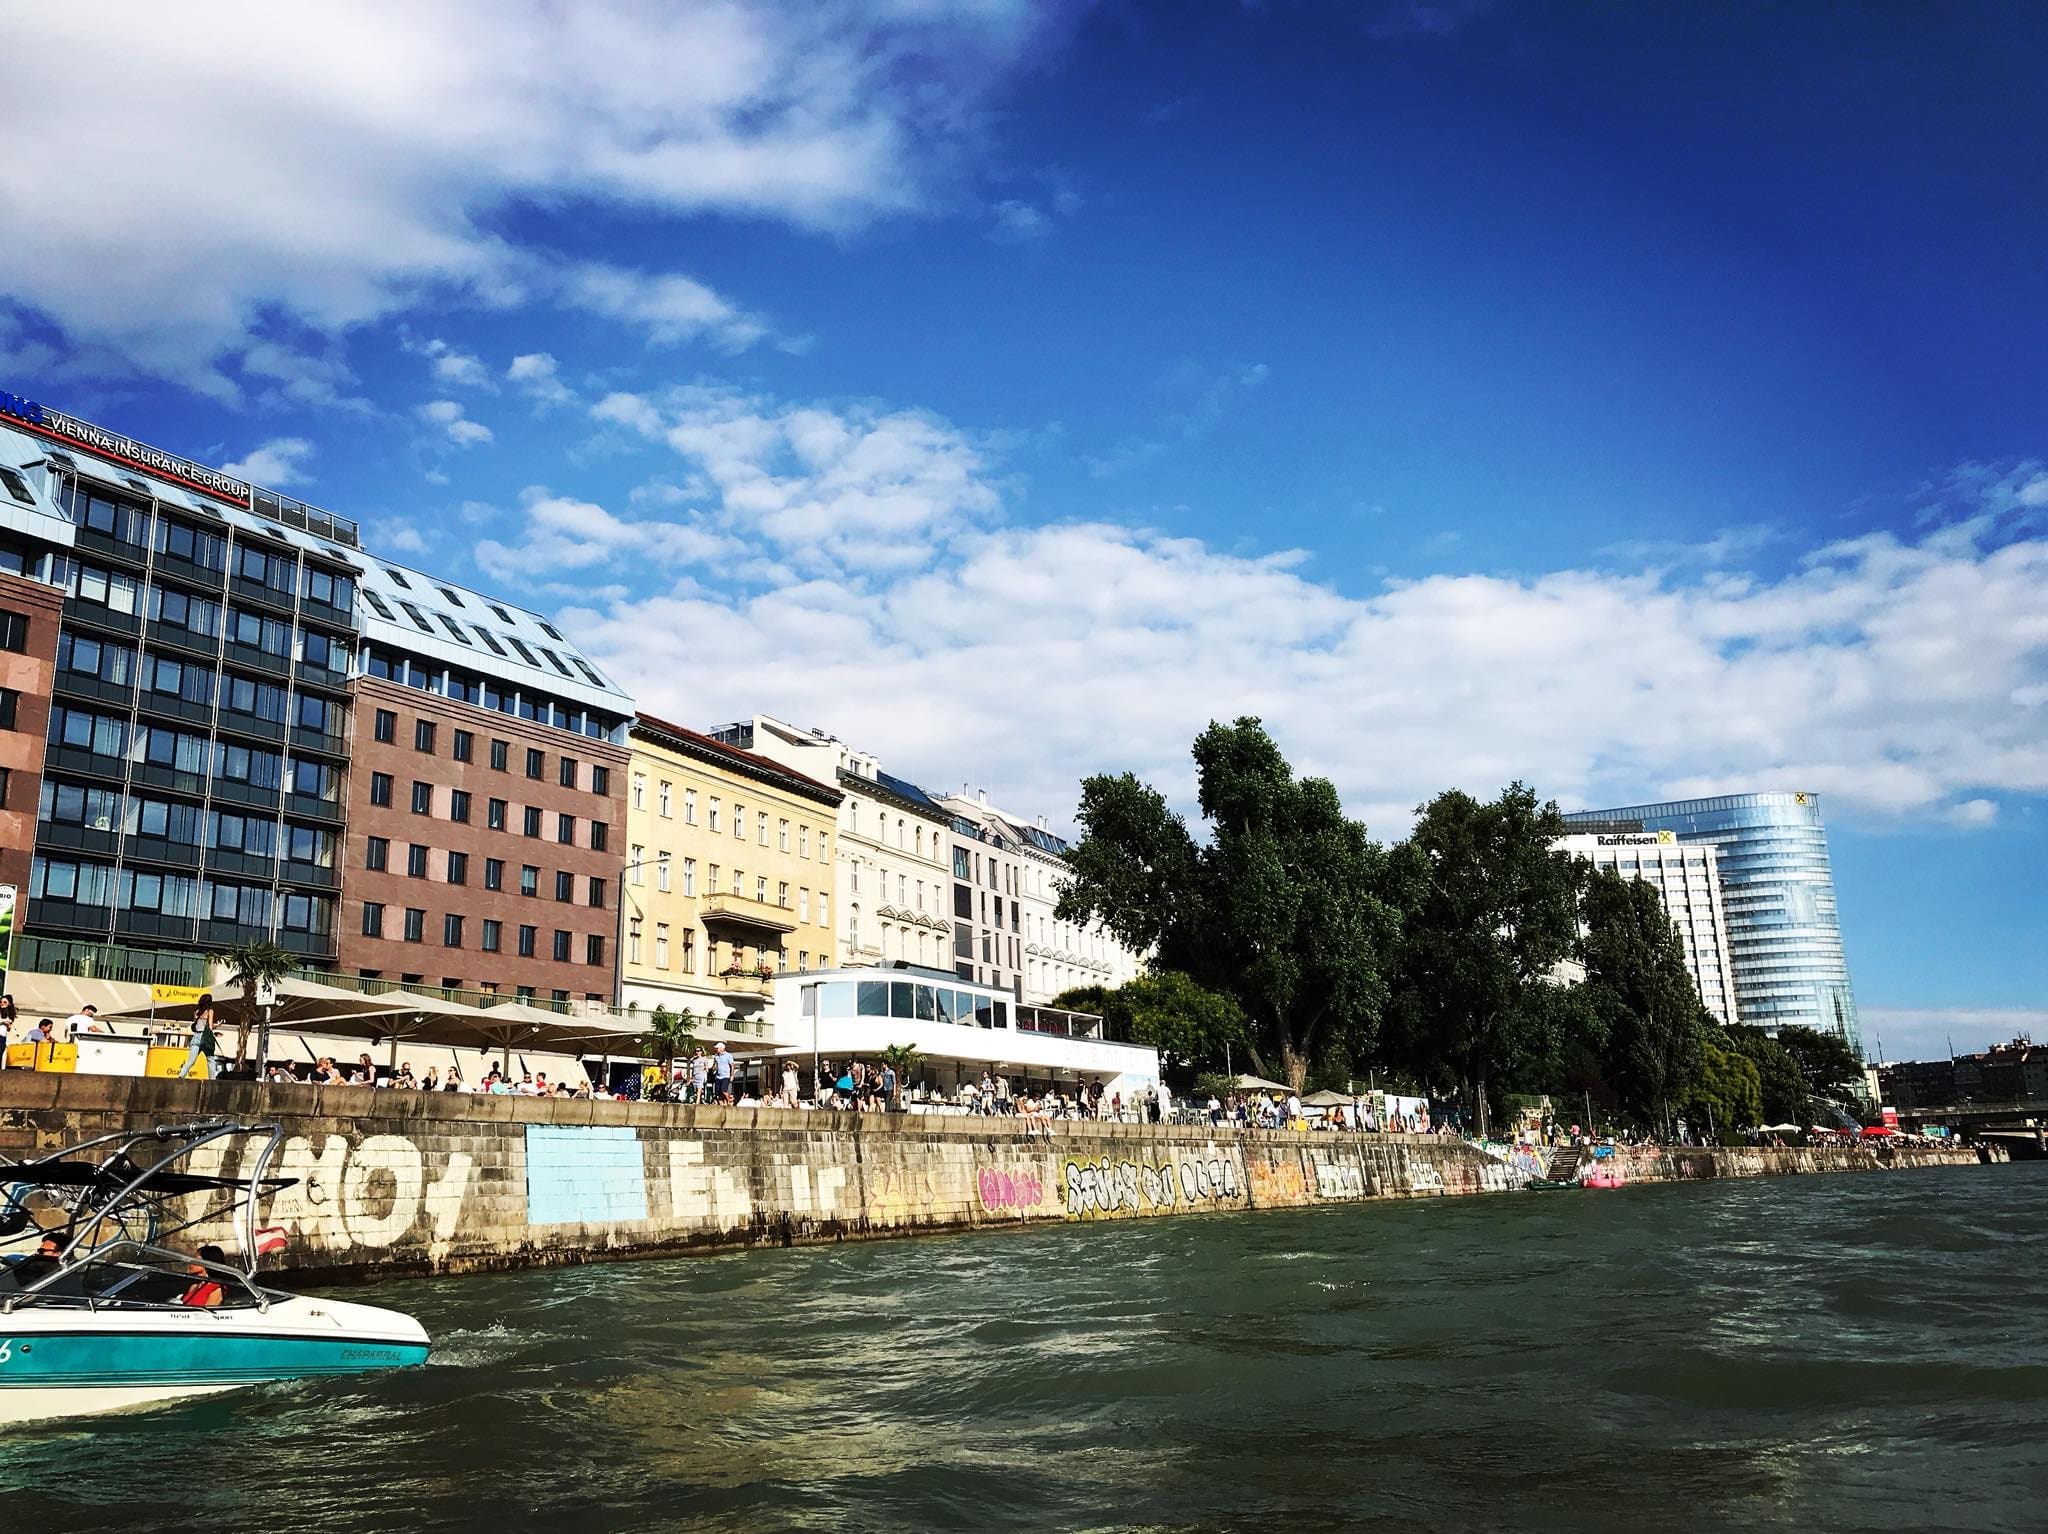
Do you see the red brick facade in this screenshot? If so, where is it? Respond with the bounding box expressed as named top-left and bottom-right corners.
top-left (0, 570), bottom-right (63, 904)
top-left (337, 676), bottom-right (629, 1003)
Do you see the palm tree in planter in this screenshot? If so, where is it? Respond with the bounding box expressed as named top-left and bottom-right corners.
top-left (638, 1005), bottom-right (699, 1096)
top-left (878, 1042), bottom-right (921, 1108)
top-left (209, 939), bottom-right (297, 1075)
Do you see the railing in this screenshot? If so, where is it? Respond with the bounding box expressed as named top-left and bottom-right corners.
top-left (10, 936), bottom-right (209, 987)
top-left (288, 968), bottom-right (578, 1016)
top-left (698, 893), bottom-right (798, 932)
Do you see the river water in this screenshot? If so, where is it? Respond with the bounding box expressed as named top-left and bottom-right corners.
top-left (5, 1162), bottom-right (2043, 1532)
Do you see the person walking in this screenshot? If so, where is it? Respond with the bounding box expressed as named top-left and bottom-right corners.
top-left (178, 995), bottom-right (220, 1079)
top-left (710, 1041), bottom-right (735, 1105)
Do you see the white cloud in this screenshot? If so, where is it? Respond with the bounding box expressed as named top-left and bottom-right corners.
top-left (220, 436), bottom-right (315, 487)
top-left (507, 351), bottom-right (572, 407)
top-left (419, 398), bottom-right (492, 447)
top-left (988, 199), bottom-right (1052, 243)
top-left (407, 336), bottom-right (493, 389)
top-left (374, 520), bottom-right (431, 555)
top-left (560, 263), bottom-right (769, 350)
top-left (475, 485), bottom-right (735, 586)
top-left (0, 2), bottom-right (1067, 384)
top-left (492, 402), bottom-right (2048, 841)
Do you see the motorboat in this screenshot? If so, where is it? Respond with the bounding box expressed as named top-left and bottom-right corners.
top-left (1, 1120), bottom-right (429, 1424)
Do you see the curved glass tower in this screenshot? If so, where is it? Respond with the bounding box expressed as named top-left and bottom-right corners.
top-left (1562, 791), bottom-right (1861, 1053)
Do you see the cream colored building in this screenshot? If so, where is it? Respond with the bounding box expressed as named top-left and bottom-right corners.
top-left (620, 713), bottom-right (842, 1025)
top-left (705, 715), bottom-right (952, 972)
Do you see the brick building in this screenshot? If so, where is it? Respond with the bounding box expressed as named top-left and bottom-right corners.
top-left (0, 567), bottom-right (64, 907)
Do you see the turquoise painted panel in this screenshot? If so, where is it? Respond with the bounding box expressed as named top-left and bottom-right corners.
top-left (0, 1330), bottom-right (429, 1386)
top-left (524, 1124), bottom-right (648, 1226)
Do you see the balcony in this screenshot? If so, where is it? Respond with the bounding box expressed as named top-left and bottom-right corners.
top-left (52, 669), bottom-right (135, 711)
top-left (62, 598), bottom-right (141, 640)
top-left (228, 573), bottom-right (298, 616)
top-left (150, 550), bottom-right (227, 592)
top-left (73, 528), bottom-right (150, 569)
top-left (10, 935), bottom-right (208, 987)
top-left (144, 619), bottom-right (222, 662)
top-left (282, 790), bottom-right (346, 826)
top-left (219, 638), bottom-right (291, 679)
top-left (709, 967), bottom-right (777, 996)
top-left (698, 893), bottom-right (798, 934)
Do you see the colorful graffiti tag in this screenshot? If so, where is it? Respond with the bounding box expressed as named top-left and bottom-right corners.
top-left (977, 1167), bottom-right (1046, 1212)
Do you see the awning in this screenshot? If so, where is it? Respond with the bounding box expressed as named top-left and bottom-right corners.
top-left (3, 973), bottom-right (156, 1025)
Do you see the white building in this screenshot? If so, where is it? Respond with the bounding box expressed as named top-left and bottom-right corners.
top-left (1554, 831), bottom-right (1739, 1024)
top-left (767, 965), bottom-right (1160, 1102)
top-left (708, 716), bottom-right (953, 973)
top-left (935, 788), bottom-right (1146, 1005)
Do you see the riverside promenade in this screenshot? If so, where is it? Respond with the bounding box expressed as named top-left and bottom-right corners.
top-left (0, 1073), bottom-right (1996, 1284)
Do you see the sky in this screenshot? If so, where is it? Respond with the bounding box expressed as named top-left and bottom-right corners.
top-left (3, 1), bottom-right (2044, 1059)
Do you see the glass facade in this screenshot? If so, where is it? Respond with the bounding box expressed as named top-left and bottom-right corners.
top-left (1563, 792), bottom-right (1861, 1052)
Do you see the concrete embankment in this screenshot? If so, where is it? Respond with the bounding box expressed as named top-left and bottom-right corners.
top-left (0, 1074), bottom-right (1998, 1283)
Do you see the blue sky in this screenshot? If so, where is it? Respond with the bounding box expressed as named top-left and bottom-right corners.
top-left (4, 2), bottom-right (2044, 1056)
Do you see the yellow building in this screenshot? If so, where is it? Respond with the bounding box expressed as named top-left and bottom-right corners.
top-left (620, 712), bottom-right (842, 1025)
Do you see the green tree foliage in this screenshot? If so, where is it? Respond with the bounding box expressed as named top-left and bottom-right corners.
top-left (1056, 718), bottom-right (1400, 1092)
top-left (1681, 1035), bottom-right (1764, 1138)
top-left (208, 939), bottom-right (297, 1072)
top-left (1095, 971), bottom-right (1247, 1075)
top-left (1381, 783), bottom-right (1586, 1135)
top-left (1048, 985), bottom-right (1109, 1015)
top-left (1724, 1027), bottom-right (1811, 1125)
top-left (1579, 867), bottom-right (1710, 1125)
top-left (636, 1005), bottom-right (698, 1073)
top-left (1773, 1024), bottom-right (1867, 1104)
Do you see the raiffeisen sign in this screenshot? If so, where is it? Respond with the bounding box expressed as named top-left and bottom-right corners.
top-left (1594, 831), bottom-right (1679, 847)
top-left (0, 387), bottom-right (252, 506)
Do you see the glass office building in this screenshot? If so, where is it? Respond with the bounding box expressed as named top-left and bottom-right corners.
top-left (1562, 792), bottom-right (1861, 1053)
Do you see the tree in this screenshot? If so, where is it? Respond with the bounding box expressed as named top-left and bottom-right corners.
top-left (1773, 1024), bottom-right (1866, 1106)
top-left (1579, 868), bottom-right (1708, 1127)
top-left (1097, 971), bottom-right (1247, 1076)
top-left (1680, 1035), bottom-right (1764, 1139)
top-left (637, 1005), bottom-right (698, 1080)
top-left (878, 1042), bottom-right (921, 1105)
top-left (1725, 1027), bottom-right (1810, 1125)
top-left (209, 940), bottom-right (296, 1073)
top-left (1382, 784), bottom-right (1587, 1136)
top-left (1056, 718), bottom-right (1401, 1093)
top-left (1049, 985), bottom-right (1109, 1015)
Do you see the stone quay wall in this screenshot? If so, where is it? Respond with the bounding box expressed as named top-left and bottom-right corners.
top-left (0, 1074), bottom-right (1994, 1284)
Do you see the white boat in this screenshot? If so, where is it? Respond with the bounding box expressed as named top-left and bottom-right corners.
top-left (1, 1121), bottom-right (429, 1424)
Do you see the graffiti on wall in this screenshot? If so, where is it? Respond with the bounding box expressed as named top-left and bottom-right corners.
top-left (1064, 1154), bottom-right (1246, 1218)
top-left (977, 1167), bottom-right (1046, 1212)
top-left (1177, 1156), bottom-right (1242, 1204)
top-left (1312, 1158), bottom-right (1366, 1200)
top-left (232, 1133), bottom-right (474, 1254)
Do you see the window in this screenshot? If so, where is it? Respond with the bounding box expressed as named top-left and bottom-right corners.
top-left (361, 902), bottom-right (385, 937)
top-left (369, 772), bottom-right (393, 808)
top-left (776, 881), bottom-right (789, 908)
top-left (818, 893), bottom-right (828, 929)
top-left (490, 738), bottom-right (509, 771)
top-left (707, 797), bottom-right (720, 833)
top-left (733, 868), bottom-right (744, 897)
top-left (954, 884), bottom-right (972, 919)
top-left (630, 844), bottom-right (644, 885)
top-left (818, 833), bottom-right (829, 865)
top-left (591, 765), bottom-right (609, 797)
top-left (449, 789), bottom-right (471, 824)
top-left (523, 806), bottom-right (542, 837)
top-left (488, 798), bottom-right (508, 831)
top-left (709, 863), bottom-right (719, 893)
top-left (655, 923), bottom-right (670, 969)
top-left (411, 781), bottom-right (433, 815)
top-left (517, 924), bottom-right (537, 958)
top-left (414, 719), bottom-right (436, 753)
top-left (484, 858), bottom-right (504, 892)
top-left (557, 812), bottom-right (575, 845)
top-left (682, 787), bottom-right (695, 823)
top-left (0, 465), bottom-right (33, 506)
top-left (374, 708), bottom-right (396, 743)
top-left (778, 819), bottom-right (790, 852)
top-left (403, 907), bottom-right (426, 943)
top-left (656, 851), bottom-right (671, 892)
top-left (559, 756), bottom-right (577, 789)
top-left (366, 836), bottom-right (389, 872)
top-left (589, 821), bottom-right (608, 852)
top-left (453, 729), bottom-right (473, 763)
top-left (552, 929), bottom-right (571, 963)
top-left (520, 864), bottom-right (539, 897)
top-left (632, 774), bottom-right (645, 810)
top-left (555, 870), bottom-right (573, 903)
top-left (799, 888), bottom-right (810, 922)
top-left (628, 918), bottom-right (642, 965)
top-left (589, 877), bottom-right (606, 910)
top-left (733, 803), bottom-right (746, 840)
top-left (443, 914), bottom-right (464, 948)
top-left (682, 858), bottom-right (695, 897)
top-left (798, 826), bottom-right (809, 859)
top-left (759, 812), bottom-right (769, 846)
top-left (407, 843), bottom-right (429, 878)
top-left (756, 875), bottom-right (768, 903)
top-left (0, 610), bottom-right (30, 654)
top-left (447, 851), bottom-right (469, 886)
top-left (681, 927), bottom-right (696, 973)
top-left (482, 919), bottom-right (502, 953)
top-left (525, 747), bottom-right (544, 780)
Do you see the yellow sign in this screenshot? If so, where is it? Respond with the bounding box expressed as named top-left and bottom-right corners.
top-left (1656, 830), bottom-right (1676, 844)
top-left (150, 984), bottom-right (207, 1005)
top-left (146, 1045), bottom-right (208, 1079)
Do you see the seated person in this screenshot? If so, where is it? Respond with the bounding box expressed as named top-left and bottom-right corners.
top-left (8, 1234), bottom-right (64, 1289)
top-left (179, 1244), bottom-right (231, 1307)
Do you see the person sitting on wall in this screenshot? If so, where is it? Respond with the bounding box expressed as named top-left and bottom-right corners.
top-left (179, 1245), bottom-right (229, 1307)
